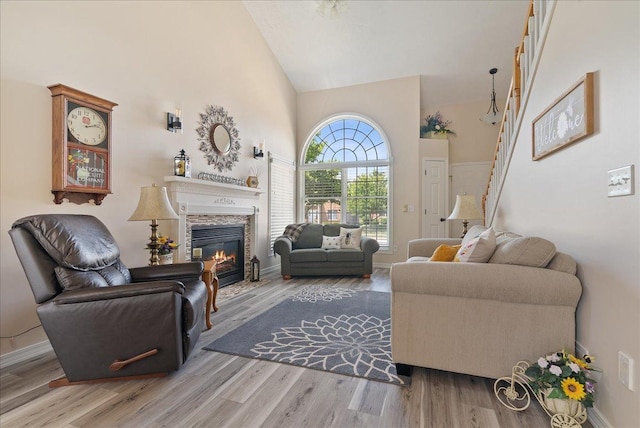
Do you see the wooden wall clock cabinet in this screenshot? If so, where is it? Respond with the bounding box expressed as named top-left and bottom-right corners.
top-left (48, 84), bottom-right (118, 205)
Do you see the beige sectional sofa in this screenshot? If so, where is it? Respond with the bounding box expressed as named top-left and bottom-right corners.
top-left (390, 226), bottom-right (583, 380)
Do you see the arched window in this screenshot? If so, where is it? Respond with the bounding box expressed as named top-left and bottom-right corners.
top-left (300, 115), bottom-right (391, 248)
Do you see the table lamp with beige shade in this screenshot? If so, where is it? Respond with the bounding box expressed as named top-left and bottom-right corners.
top-left (447, 194), bottom-right (484, 238)
top-left (129, 184), bottom-right (179, 265)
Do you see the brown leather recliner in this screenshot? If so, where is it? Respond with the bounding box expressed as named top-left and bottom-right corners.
top-left (9, 214), bottom-right (207, 386)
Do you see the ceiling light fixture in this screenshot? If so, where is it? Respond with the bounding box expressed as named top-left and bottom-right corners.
top-left (316, 0), bottom-right (347, 19)
top-left (480, 68), bottom-right (500, 125)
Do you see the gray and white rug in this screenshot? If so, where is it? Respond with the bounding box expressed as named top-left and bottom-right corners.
top-left (204, 286), bottom-right (406, 385)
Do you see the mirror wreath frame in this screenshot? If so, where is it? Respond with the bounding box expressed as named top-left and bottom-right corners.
top-left (196, 105), bottom-right (241, 172)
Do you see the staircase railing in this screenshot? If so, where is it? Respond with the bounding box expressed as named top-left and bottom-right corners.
top-left (483, 0), bottom-right (557, 225)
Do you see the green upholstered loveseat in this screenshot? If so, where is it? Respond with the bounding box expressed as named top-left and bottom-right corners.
top-left (273, 223), bottom-right (379, 279)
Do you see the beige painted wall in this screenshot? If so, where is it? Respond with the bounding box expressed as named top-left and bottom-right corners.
top-left (493, 2), bottom-right (639, 426)
top-left (0, 1), bottom-right (297, 356)
top-left (297, 77), bottom-right (421, 264)
top-left (422, 99), bottom-right (502, 165)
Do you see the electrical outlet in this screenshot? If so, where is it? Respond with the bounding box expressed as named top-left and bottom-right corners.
top-left (618, 351), bottom-right (635, 391)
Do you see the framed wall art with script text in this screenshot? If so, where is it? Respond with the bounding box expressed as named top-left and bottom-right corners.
top-left (532, 72), bottom-right (594, 161)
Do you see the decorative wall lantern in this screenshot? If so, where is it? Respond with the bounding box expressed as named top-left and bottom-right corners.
top-left (174, 149), bottom-right (191, 178)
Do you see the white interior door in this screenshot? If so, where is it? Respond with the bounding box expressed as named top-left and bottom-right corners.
top-left (421, 159), bottom-right (447, 238)
top-left (449, 162), bottom-right (491, 237)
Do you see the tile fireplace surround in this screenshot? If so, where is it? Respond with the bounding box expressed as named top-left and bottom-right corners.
top-left (163, 176), bottom-right (265, 279)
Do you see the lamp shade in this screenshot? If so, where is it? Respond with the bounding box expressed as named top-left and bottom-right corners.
top-left (447, 194), bottom-right (483, 220)
top-left (480, 112), bottom-right (501, 125)
top-left (128, 184), bottom-right (179, 221)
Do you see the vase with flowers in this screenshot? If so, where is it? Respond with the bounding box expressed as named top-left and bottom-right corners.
top-left (147, 234), bottom-right (179, 264)
top-left (420, 111), bottom-right (456, 138)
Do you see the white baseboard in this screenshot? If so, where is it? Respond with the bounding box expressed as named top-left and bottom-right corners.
top-left (373, 262), bottom-right (392, 269)
top-left (0, 339), bottom-right (53, 370)
top-left (261, 265), bottom-right (280, 275)
top-left (588, 406), bottom-right (611, 428)
top-left (575, 341), bottom-right (611, 428)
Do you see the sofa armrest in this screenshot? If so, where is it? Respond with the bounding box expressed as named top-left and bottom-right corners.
top-left (273, 236), bottom-right (293, 256)
top-left (53, 281), bottom-right (185, 304)
top-left (407, 238), bottom-right (462, 258)
top-left (391, 261), bottom-right (582, 307)
top-left (360, 236), bottom-right (380, 254)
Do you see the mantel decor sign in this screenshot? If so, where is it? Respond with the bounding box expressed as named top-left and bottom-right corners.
top-left (532, 72), bottom-right (594, 161)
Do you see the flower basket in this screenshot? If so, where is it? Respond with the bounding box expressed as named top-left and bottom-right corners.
top-left (541, 388), bottom-right (587, 422)
top-left (494, 350), bottom-right (598, 428)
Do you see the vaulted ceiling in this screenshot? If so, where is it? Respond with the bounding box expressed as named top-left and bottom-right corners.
top-left (243, 0), bottom-right (529, 109)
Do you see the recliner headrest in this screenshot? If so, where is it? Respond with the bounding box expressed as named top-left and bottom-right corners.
top-left (12, 214), bottom-right (120, 271)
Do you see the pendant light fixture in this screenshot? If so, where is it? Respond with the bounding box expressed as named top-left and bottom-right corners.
top-left (480, 68), bottom-right (500, 125)
top-left (316, 0), bottom-right (347, 19)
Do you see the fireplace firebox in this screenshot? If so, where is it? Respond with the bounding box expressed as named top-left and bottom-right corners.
top-left (191, 224), bottom-right (244, 287)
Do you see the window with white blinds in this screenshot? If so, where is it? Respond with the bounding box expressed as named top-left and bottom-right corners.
top-left (269, 154), bottom-right (296, 256)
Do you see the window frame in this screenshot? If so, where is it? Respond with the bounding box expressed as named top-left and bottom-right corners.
top-left (298, 113), bottom-right (393, 252)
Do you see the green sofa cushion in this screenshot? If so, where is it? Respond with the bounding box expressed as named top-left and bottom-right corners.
top-left (326, 249), bottom-right (364, 262)
top-left (289, 248), bottom-right (328, 263)
top-left (293, 224), bottom-right (324, 249)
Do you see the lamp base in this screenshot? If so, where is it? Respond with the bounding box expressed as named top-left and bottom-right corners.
top-left (460, 220), bottom-right (470, 239)
top-left (148, 220), bottom-right (160, 265)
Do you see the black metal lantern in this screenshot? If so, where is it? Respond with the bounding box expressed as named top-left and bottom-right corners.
top-left (174, 149), bottom-right (191, 178)
top-left (250, 255), bottom-right (260, 282)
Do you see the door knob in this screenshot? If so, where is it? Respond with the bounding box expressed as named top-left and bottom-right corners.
top-left (440, 218), bottom-right (446, 222)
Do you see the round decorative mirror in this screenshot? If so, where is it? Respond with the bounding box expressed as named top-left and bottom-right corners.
top-left (210, 124), bottom-right (231, 155)
top-left (196, 105), bottom-right (240, 172)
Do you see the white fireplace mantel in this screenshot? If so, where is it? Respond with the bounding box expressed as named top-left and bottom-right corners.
top-left (163, 176), bottom-right (265, 260)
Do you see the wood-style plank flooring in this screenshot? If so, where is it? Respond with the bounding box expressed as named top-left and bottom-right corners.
top-left (0, 269), bottom-right (591, 427)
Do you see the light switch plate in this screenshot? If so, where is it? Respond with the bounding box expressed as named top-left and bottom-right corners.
top-left (608, 165), bottom-right (634, 197)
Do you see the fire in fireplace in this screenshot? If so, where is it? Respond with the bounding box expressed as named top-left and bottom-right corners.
top-left (191, 224), bottom-right (245, 287)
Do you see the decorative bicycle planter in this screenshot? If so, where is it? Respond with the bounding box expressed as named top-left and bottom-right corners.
top-left (494, 361), bottom-right (587, 428)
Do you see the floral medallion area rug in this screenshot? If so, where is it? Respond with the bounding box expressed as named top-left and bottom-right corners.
top-left (204, 286), bottom-right (407, 386)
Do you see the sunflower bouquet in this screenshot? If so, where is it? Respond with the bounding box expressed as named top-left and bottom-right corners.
top-left (525, 350), bottom-right (597, 408)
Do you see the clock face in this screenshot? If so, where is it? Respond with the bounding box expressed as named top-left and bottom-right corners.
top-left (67, 106), bottom-right (107, 146)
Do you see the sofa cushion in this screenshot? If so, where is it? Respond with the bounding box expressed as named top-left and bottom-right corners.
top-left (289, 248), bottom-right (328, 263)
top-left (489, 236), bottom-right (556, 267)
top-left (321, 235), bottom-right (341, 250)
top-left (456, 228), bottom-right (496, 263)
top-left (407, 256), bottom-right (431, 263)
top-left (326, 249), bottom-right (365, 262)
top-left (430, 244), bottom-right (461, 262)
top-left (461, 225), bottom-right (488, 246)
top-left (293, 224), bottom-right (324, 249)
top-left (340, 227), bottom-right (362, 249)
top-left (323, 223), bottom-right (359, 236)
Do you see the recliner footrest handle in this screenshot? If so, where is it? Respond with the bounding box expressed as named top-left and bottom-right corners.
top-left (109, 348), bottom-right (159, 371)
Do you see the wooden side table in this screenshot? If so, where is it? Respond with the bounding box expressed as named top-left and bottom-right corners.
top-left (201, 260), bottom-right (219, 329)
